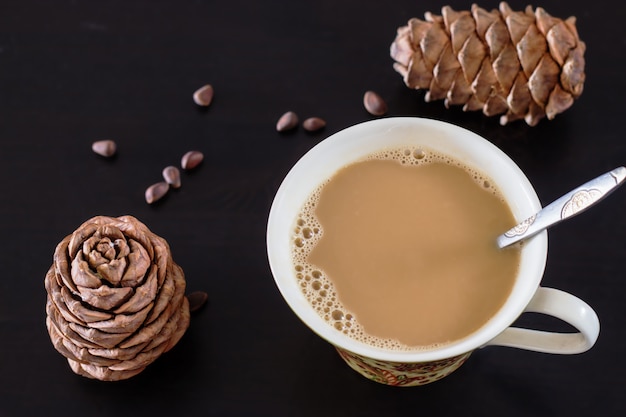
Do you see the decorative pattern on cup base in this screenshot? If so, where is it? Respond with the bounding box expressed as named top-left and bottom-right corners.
top-left (336, 347), bottom-right (471, 386)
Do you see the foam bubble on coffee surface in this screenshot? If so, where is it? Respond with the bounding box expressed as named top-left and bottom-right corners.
top-left (291, 146), bottom-right (501, 351)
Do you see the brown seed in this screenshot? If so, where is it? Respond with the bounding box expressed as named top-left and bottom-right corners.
top-left (276, 111), bottom-right (299, 132)
top-left (187, 291), bottom-right (209, 313)
top-left (145, 182), bottom-right (169, 204)
top-left (363, 90), bottom-right (387, 116)
top-left (302, 117), bottom-right (326, 132)
top-left (181, 150), bottom-right (204, 170)
top-left (91, 140), bottom-right (117, 157)
top-left (193, 84), bottom-right (214, 107)
top-left (162, 166), bottom-right (181, 189)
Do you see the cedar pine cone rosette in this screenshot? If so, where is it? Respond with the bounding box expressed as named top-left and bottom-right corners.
top-left (44, 215), bottom-right (190, 381)
top-left (390, 2), bottom-right (586, 126)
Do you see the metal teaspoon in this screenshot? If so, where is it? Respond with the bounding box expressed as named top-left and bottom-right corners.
top-left (496, 166), bottom-right (626, 249)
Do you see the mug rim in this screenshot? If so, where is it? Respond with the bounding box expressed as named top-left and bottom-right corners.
top-left (267, 117), bottom-right (548, 363)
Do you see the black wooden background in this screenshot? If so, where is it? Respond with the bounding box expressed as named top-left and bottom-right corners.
top-left (1, 1), bottom-right (625, 416)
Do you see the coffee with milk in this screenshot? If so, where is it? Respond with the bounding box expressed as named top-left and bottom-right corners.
top-left (290, 146), bottom-right (521, 350)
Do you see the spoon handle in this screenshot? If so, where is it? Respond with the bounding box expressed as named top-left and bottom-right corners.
top-left (497, 166), bottom-right (626, 249)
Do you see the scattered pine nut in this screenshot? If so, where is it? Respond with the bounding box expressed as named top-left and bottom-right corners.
top-left (276, 111), bottom-right (299, 132)
top-left (145, 182), bottom-right (169, 204)
top-left (193, 84), bottom-right (214, 107)
top-left (363, 90), bottom-right (387, 116)
top-left (162, 166), bottom-right (181, 189)
top-left (302, 117), bottom-right (326, 132)
top-left (181, 150), bottom-right (204, 170)
top-left (91, 140), bottom-right (117, 157)
top-left (187, 291), bottom-right (209, 313)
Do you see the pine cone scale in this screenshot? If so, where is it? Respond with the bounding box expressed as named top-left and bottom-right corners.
top-left (484, 19), bottom-right (510, 59)
top-left (448, 12), bottom-right (475, 55)
top-left (421, 23), bottom-right (449, 68)
top-left (517, 25), bottom-right (547, 78)
top-left (528, 54), bottom-right (560, 106)
top-left (71, 254), bottom-right (102, 288)
top-left (88, 302), bottom-right (153, 334)
top-left (119, 304), bottom-right (173, 349)
top-left (504, 11), bottom-right (533, 45)
top-left (546, 85), bottom-right (574, 119)
top-left (107, 344), bottom-right (168, 372)
top-left (446, 72), bottom-right (472, 107)
top-left (89, 342), bottom-right (149, 361)
top-left (433, 44), bottom-right (460, 89)
top-left (472, 5), bottom-right (500, 40)
top-left (69, 321), bottom-right (132, 348)
top-left (62, 287), bottom-right (113, 323)
top-left (492, 44), bottom-right (519, 92)
top-left (78, 284), bottom-right (134, 311)
top-left (485, 95), bottom-right (509, 116)
top-left (391, 26), bottom-right (414, 66)
top-left (507, 73), bottom-right (532, 114)
top-left (407, 53), bottom-right (433, 89)
top-left (545, 23), bottom-right (577, 66)
top-left (113, 271), bottom-right (157, 314)
top-left (459, 34), bottom-right (487, 83)
top-left (562, 46), bottom-right (585, 95)
top-left (464, 94), bottom-right (484, 112)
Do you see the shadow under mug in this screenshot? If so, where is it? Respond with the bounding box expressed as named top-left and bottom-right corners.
top-left (266, 117), bottom-right (599, 386)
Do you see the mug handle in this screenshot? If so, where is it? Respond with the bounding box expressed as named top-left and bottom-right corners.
top-left (485, 287), bottom-right (600, 354)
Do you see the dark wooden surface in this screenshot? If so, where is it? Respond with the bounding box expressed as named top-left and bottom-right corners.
top-left (1, 1), bottom-right (625, 416)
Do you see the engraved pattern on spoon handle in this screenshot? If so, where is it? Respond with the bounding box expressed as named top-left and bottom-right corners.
top-left (497, 167), bottom-right (626, 249)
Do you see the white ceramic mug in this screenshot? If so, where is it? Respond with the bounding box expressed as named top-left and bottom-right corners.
top-left (266, 117), bottom-right (599, 386)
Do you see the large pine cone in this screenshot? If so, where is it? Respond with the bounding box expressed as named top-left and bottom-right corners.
top-left (45, 215), bottom-right (190, 381)
top-left (390, 2), bottom-right (585, 126)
